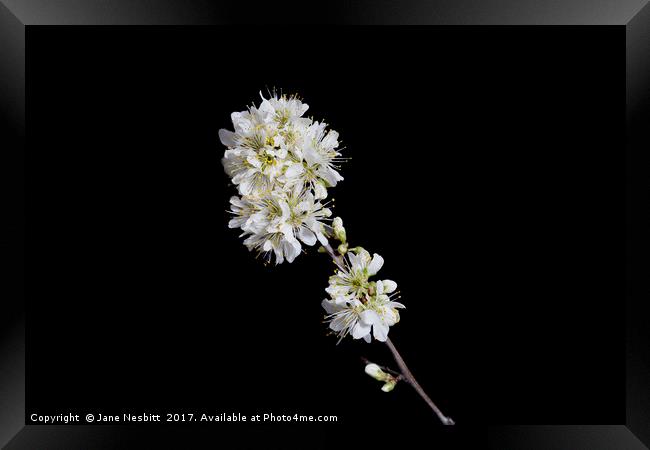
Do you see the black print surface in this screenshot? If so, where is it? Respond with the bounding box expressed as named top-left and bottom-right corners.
top-left (26, 26), bottom-right (623, 438)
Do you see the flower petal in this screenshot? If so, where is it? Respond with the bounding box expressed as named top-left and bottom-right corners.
top-left (372, 321), bottom-right (389, 342)
top-left (347, 252), bottom-right (359, 268)
top-left (284, 163), bottom-right (304, 178)
top-left (367, 254), bottom-right (384, 276)
top-left (359, 309), bottom-right (380, 325)
top-left (303, 145), bottom-right (320, 166)
top-left (283, 238), bottom-right (301, 263)
top-left (357, 249), bottom-right (371, 267)
top-left (228, 218), bottom-right (244, 229)
top-left (314, 182), bottom-right (328, 199)
top-left (315, 231), bottom-right (328, 246)
top-left (319, 166), bottom-right (339, 186)
top-left (297, 227), bottom-right (317, 246)
top-left (330, 316), bottom-right (347, 332)
top-left (218, 129), bottom-right (236, 147)
top-left (321, 299), bottom-right (337, 314)
top-left (351, 321), bottom-right (371, 339)
top-left (382, 280), bottom-right (397, 293)
top-left (388, 301), bottom-right (406, 309)
top-left (333, 296), bottom-right (349, 306)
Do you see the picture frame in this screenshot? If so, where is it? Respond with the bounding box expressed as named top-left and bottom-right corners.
top-left (1, 1), bottom-right (648, 448)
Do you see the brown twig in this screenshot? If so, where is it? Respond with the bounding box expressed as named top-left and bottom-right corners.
top-left (324, 243), bottom-right (345, 270)
top-left (385, 337), bottom-right (455, 425)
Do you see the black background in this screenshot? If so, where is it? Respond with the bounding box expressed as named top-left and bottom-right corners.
top-left (26, 26), bottom-right (624, 441)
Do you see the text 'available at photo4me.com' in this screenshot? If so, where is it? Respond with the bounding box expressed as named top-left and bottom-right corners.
top-left (29, 411), bottom-right (340, 424)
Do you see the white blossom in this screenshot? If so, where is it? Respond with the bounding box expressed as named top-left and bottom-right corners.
top-left (229, 187), bottom-right (332, 264)
top-left (219, 92), bottom-right (443, 419)
top-left (220, 91), bottom-right (343, 264)
top-left (322, 248), bottom-right (404, 343)
top-left (325, 248), bottom-right (385, 298)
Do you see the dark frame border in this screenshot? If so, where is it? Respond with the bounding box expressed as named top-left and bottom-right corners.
top-left (1, 1), bottom-right (648, 448)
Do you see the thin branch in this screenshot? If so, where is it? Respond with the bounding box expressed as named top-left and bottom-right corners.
top-left (324, 243), bottom-right (345, 270)
top-left (385, 337), bottom-right (455, 426)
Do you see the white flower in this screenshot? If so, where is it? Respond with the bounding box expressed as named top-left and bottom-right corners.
top-left (267, 93), bottom-right (310, 128)
top-left (373, 280), bottom-right (403, 327)
top-left (356, 288), bottom-right (405, 342)
top-left (244, 224), bottom-right (302, 264)
top-left (321, 296), bottom-right (369, 342)
top-left (227, 196), bottom-right (263, 232)
top-left (222, 138), bottom-right (290, 197)
top-left (233, 188), bottom-right (332, 264)
top-left (287, 190), bottom-right (332, 247)
top-left (322, 248), bottom-right (404, 342)
top-left (237, 193), bottom-right (300, 264)
top-left (221, 91), bottom-right (345, 264)
top-left (274, 188), bottom-right (332, 250)
top-left (301, 122), bottom-right (344, 197)
top-left (325, 248), bottom-right (384, 298)
top-left (223, 93), bottom-right (407, 344)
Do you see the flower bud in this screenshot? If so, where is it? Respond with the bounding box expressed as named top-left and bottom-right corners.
top-left (317, 246), bottom-right (327, 254)
top-left (365, 363), bottom-right (400, 391)
top-left (332, 217), bottom-right (347, 243)
top-left (337, 242), bottom-right (348, 255)
top-left (364, 363), bottom-right (387, 381)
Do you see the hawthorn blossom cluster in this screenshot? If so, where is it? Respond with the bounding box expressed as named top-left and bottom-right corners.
top-left (220, 92), bottom-right (405, 343)
top-left (219, 92), bottom-right (342, 264)
top-left (322, 245), bottom-right (405, 343)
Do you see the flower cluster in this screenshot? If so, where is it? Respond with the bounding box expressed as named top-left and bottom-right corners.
top-left (220, 91), bottom-right (452, 422)
top-left (221, 92), bottom-right (405, 343)
top-left (220, 92), bottom-right (344, 264)
top-left (322, 247), bottom-right (405, 343)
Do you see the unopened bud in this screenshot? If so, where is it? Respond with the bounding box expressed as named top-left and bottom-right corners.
top-left (317, 246), bottom-right (327, 254)
top-left (332, 217), bottom-right (347, 243)
top-left (338, 243), bottom-right (348, 255)
top-left (364, 363), bottom-right (387, 381)
top-left (365, 363), bottom-right (399, 392)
